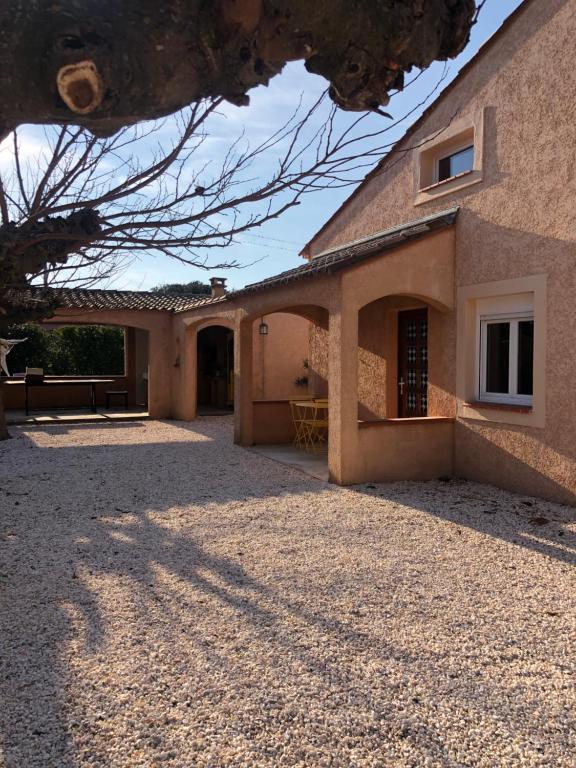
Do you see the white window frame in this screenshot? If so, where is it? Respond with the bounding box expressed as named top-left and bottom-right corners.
top-left (479, 312), bottom-right (534, 406)
top-left (434, 142), bottom-right (474, 184)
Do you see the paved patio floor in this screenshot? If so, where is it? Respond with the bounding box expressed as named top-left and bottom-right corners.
top-left (6, 408), bottom-right (149, 426)
top-left (249, 443), bottom-right (329, 481)
top-left (0, 416), bottom-right (574, 767)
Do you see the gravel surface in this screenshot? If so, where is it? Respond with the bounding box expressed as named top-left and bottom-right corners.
top-left (0, 417), bottom-right (574, 768)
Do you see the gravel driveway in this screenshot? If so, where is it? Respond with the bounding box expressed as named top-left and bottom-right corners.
top-left (0, 417), bottom-right (574, 768)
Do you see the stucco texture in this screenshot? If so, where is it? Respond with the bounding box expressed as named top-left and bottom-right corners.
top-left (251, 313), bottom-right (309, 401)
top-left (304, 0), bottom-right (576, 504)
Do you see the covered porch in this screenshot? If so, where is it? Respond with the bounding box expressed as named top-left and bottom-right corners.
top-left (1, 291), bottom-right (180, 422)
top-left (175, 209), bottom-right (458, 485)
top-left (5, 406), bottom-right (149, 426)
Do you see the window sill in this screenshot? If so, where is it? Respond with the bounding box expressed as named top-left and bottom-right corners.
top-left (464, 401), bottom-right (533, 414)
top-left (359, 416), bottom-right (454, 428)
top-left (419, 169), bottom-right (475, 193)
top-left (415, 169), bottom-right (482, 206)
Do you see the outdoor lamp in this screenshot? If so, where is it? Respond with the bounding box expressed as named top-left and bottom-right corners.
top-left (258, 319), bottom-right (269, 335)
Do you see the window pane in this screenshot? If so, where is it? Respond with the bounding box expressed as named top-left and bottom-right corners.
top-left (438, 146), bottom-right (474, 182)
top-left (438, 155), bottom-right (452, 182)
top-left (517, 320), bottom-right (534, 396)
top-left (486, 323), bottom-right (510, 393)
top-left (450, 146), bottom-right (474, 176)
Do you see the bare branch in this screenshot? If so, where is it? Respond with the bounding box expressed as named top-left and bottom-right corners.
top-left (0, 178), bottom-right (9, 225)
top-left (1, 61), bottom-right (461, 330)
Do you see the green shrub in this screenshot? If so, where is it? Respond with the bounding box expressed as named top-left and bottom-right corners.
top-left (4, 324), bottom-right (124, 376)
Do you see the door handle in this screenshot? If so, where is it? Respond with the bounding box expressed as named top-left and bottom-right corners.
top-left (398, 377), bottom-right (405, 395)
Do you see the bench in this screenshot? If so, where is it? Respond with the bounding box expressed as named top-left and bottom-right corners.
top-left (105, 390), bottom-right (128, 409)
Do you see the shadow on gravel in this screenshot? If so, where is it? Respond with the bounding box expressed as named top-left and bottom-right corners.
top-left (0, 420), bottom-right (374, 765)
top-left (352, 478), bottom-right (576, 568)
top-left (1, 417), bottom-right (574, 765)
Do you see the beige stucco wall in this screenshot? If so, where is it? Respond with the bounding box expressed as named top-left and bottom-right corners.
top-left (304, 0), bottom-right (576, 504)
top-left (356, 419), bottom-right (454, 483)
top-left (252, 313), bottom-right (310, 401)
top-left (252, 401), bottom-right (296, 444)
top-left (133, 328), bottom-right (149, 406)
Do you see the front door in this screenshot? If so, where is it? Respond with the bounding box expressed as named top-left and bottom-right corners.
top-left (398, 309), bottom-right (428, 417)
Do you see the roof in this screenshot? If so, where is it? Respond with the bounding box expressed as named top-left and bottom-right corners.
top-left (9, 209), bottom-right (457, 317)
top-left (300, 0), bottom-right (533, 256)
top-left (10, 287), bottom-right (222, 313)
top-left (194, 207), bottom-right (458, 305)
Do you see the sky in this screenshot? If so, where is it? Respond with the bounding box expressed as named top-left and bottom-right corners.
top-left (4, 0), bottom-right (525, 294)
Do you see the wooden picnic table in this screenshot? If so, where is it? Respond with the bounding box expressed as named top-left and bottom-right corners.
top-left (5, 378), bottom-right (115, 415)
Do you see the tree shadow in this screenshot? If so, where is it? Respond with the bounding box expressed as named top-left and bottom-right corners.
top-left (1, 416), bottom-right (574, 765)
top-left (0, 419), bottom-right (404, 764)
top-left (352, 475), bottom-right (576, 568)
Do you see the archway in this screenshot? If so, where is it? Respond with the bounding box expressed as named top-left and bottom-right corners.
top-left (1, 320), bottom-right (150, 415)
top-left (356, 292), bottom-right (453, 422)
top-left (197, 325), bottom-right (234, 412)
top-left (233, 306), bottom-right (328, 447)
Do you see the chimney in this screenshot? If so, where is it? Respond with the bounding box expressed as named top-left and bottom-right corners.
top-left (210, 277), bottom-right (227, 298)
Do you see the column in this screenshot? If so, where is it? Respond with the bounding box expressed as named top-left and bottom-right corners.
top-left (328, 298), bottom-right (359, 485)
top-left (124, 326), bottom-right (137, 408)
top-left (234, 317), bottom-right (254, 445)
top-left (172, 323), bottom-right (198, 421)
top-left (148, 320), bottom-right (173, 419)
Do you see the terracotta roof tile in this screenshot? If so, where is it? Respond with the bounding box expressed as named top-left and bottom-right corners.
top-left (7, 287), bottom-right (224, 313)
top-left (8, 208), bottom-right (457, 316)
top-left (213, 207), bottom-right (458, 303)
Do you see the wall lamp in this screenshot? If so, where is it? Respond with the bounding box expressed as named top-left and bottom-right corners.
top-left (258, 318), bottom-right (269, 335)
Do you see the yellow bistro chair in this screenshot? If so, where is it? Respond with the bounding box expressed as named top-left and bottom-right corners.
top-left (289, 397), bottom-right (314, 449)
top-left (301, 400), bottom-right (329, 453)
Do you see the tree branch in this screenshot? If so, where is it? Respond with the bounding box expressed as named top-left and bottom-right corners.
top-left (0, 0), bottom-right (476, 137)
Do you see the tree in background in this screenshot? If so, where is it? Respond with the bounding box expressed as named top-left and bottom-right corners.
top-left (2, 324), bottom-right (124, 377)
top-left (54, 326), bottom-right (124, 376)
top-left (150, 281), bottom-right (211, 296)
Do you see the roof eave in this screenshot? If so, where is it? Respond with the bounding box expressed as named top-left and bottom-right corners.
top-left (180, 207), bottom-right (458, 308)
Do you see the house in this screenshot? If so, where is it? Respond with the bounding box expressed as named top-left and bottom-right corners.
top-left (174, 0), bottom-right (574, 504)
top-left (5, 0), bottom-right (575, 505)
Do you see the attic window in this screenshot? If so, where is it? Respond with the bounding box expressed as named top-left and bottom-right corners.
top-left (437, 145), bottom-right (474, 183)
top-left (415, 120), bottom-right (480, 200)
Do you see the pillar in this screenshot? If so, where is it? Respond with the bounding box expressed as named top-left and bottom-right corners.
top-left (328, 298), bottom-right (359, 485)
top-left (148, 320), bottom-right (173, 418)
top-left (234, 318), bottom-right (254, 445)
top-left (172, 323), bottom-right (198, 421)
top-left (124, 327), bottom-right (137, 407)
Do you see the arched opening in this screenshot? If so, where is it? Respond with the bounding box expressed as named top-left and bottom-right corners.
top-left (235, 307), bottom-right (328, 455)
top-left (197, 325), bottom-right (234, 413)
top-left (356, 293), bottom-right (452, 422)
top-left (1, 321), bottom-right (150, 418)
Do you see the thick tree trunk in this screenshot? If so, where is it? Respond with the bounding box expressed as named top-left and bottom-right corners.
top-left (0, 383), bottom-right (10, 441)
top-left (0, 0), bottom-right (476, 138)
